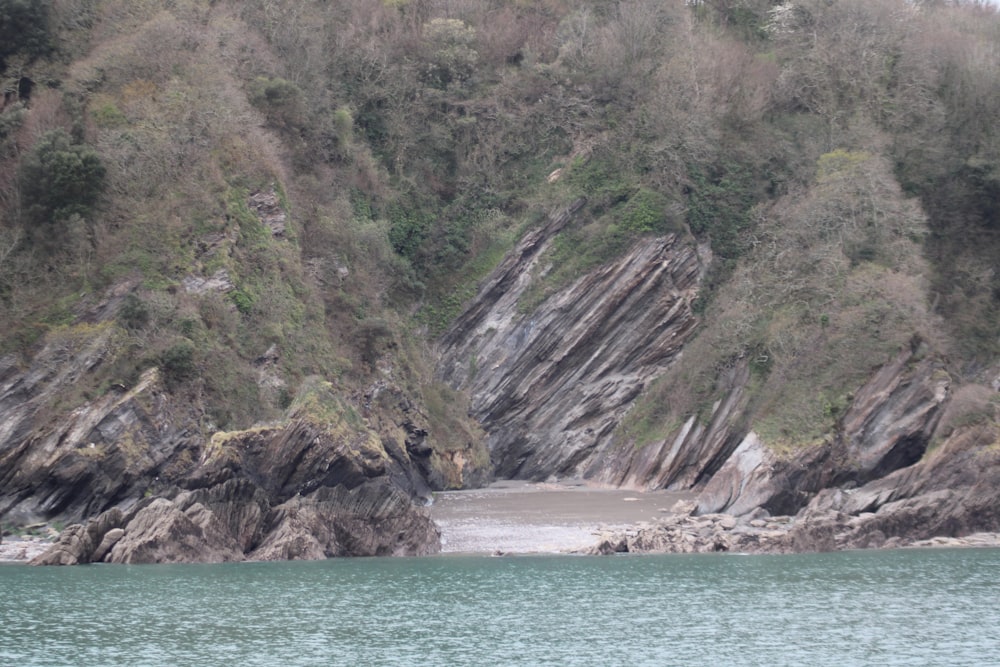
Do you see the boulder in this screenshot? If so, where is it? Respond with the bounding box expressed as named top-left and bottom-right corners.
top-left (250, 480), bottom-right (440, 560)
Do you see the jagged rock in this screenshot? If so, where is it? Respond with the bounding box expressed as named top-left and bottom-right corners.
top-left (14, 361), bottom-right (442, 564)
top-left (595, 361), bottom-right (750, 490)
top-left (31, 443), bottom-right (442, 565)
top-left (106, 497), bottom-right (244, 564)
top-left (30, 524), bottom-right (94, 566)
top-left (596, 421), bottom-right (1000, 556)
top-left (1, 357), bottom-right (202, 525)
top-left (249, 481), bottom-right (440, 560)
top-left (91, 528), bottom-right (124, 562)
top-left (695, 348), bottom-right (949, 517)
top-left (839, 349), bottom-right (949, 483)
top-left (189, 417), bottom-right (399, 502)
top-left (182, 269), bottom-right (235, 294)
top-left (438, 201), bottom-right (705, 480)
top-left (785, 422), bottom-right (1000, 551)
top-left (247, 187), bottom-right (287, 237)
top-left (30, 508), bottom-right (126, 565)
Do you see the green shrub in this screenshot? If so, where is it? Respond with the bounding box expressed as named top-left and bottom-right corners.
top-left (118, 294), bottom-right (149, 331)
top-left (387, 197), bottom-right (433, 260)
top-left (686, 161), bottom-right (757, 259)
top-left (566, 154), bottom-right (634, 214)
top-left (160, 340), bottom-right (196, 386)
top-left (229, 289), bottom-right (255, 315)
top-left (18, 129), bottom-right (106, 226)
top-left (248, 77), bottom-right (306, 129)
top-left (616, 188), bottom-right (678, 234)
top-left (0, 0), bottom-right (52, 64)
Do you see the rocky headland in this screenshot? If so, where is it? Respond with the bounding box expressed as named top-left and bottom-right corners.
top-left (0, 333), bottom-right (445, 564)
top-left (589, 418), bottom-right (1000, 555)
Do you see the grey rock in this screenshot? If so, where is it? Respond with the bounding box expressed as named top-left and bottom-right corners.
top-left (91, 528), bottom-right (124, 562)
top-left (182, 269), bottom-right (235, 294)
top-left (438, 200), bottom-right (706, 482)
top-left (695, 348), bottom-right (948, 518)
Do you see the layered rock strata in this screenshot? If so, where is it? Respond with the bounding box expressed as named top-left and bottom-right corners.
top-left (437, 201), bottom-right (705, 480)
top-left (0, 340), bottom-right (202, 525)
top-left (32, 477), bottom-right (438, 565)
top-left (696, 347), bottom-right (949, 517)
top-left (1, 318), bottom-right (443, 563)
top-left (589, 421), bottom-right (1000, 555)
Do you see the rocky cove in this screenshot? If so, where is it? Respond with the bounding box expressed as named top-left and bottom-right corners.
top-left (2, 201), bottom-right (998, 566)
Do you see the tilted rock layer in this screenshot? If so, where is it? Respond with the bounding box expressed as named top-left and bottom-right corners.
top-left (1, 327), bottom-right (442, 564)
top-left (591, 421), bottom-right (1000, 555)
top-left (438, 202), bottom-right (705, 480)
top-left (437, 200), bottom-right (996, 552)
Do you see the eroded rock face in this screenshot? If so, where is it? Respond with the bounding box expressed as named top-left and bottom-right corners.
top-left (438, 202), bottom-right (705, 480)
top-left (590, 421), bottom-right (1000, 555)
top-left (0, 336), bottom-right (202, 526)
top-left (250, 482), bottom-right (440, 560)
top-left (695, 348), bottom-right (949, 517)
top-left (587, 362), bottom-right (750, 490)
top-left (784, 422), bottom-right (1000, 552)
top-left (5, 326), bottom-right (442, 563)
top-left (31, 448), bottom-right (440, 565)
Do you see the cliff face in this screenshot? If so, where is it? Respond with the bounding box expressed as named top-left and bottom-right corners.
top-left (23, 397), bottom-right (442, 565)
top-left (436, 199), bottom-right (992, 548)
top-left (437, 201), bottom-right (706, 481)
top-left (0, 334), bottom-right (202, 525)
top-left (696, 347), bottom-right (950, 517)
top-left (1, 328), bottom-right (443, 563)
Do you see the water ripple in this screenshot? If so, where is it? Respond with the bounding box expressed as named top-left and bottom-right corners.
top-left (2, 548), bottom-right (998, 666)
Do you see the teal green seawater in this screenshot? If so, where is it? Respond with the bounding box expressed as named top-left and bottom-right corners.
top-left (2, 548), bottom-right (998, 666)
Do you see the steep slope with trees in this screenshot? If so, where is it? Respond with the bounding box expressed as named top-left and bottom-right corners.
top-left (1, 0), bottom-right (998, 560)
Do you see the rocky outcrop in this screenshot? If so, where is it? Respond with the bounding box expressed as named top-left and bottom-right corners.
top-left (587, 361), bottom-right (751, 490)
top-left (249, 481), bottom-right (439, 560)
top-left (591, 421), bottom-right (1000, 555)
top-left (32, 450), bottom-right (440, 565)
top-left (587, 500), bottom-right (794, 555)
top-left (247, 187), bottom-right (287, 238)
top-left (0, 333), bottom-right (203, 525)
top-left (437, 201), bottom-right (705, 480)
top-left (696, 347), bottom-right (949, 516)
top-left (4, 318), bottom-right (444, 563)
top-left (782, 421), bottom-right (1000, 551)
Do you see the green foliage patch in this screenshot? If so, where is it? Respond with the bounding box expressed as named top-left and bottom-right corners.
top-left (19, 129), bottom-right (106, 227)
top-left (0, 0), bottom-right (52, 64)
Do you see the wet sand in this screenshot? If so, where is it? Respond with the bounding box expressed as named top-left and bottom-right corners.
top-left (429, 480), bottom-right (692, 554)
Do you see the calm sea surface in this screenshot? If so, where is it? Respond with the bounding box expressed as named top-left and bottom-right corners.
top-left (2, 548), bottom-right (998, 666)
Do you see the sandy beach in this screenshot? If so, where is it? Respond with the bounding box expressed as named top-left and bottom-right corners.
top-left (429, 480), bottom-right (692, 554)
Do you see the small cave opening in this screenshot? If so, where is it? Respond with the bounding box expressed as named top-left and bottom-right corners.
top-left (18, 77), bottom-right (34, 101)
top-left (2, 77), bottom-right (34, 108)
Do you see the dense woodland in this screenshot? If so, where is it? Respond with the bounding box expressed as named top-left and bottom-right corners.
top-left (1, 0), bottom-right (998, 457)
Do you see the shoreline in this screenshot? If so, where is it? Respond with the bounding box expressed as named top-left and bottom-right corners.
top-left (0, 535), bottom-right (55, 563)
top-left (429, 479), bottom-right (694, 555)
top-left (429, 481), bottom-right (1000, 556)
top-left (6, 481), bottom-right (1000, 563)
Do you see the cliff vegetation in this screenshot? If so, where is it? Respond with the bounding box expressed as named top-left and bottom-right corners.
top-left (1, 0), bottom-right (999, 554)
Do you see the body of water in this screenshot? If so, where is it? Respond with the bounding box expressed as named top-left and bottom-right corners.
top-left (2, 548), bottom-right (998, 666)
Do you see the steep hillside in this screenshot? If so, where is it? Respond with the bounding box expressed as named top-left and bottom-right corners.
top-left (1, 0), bottom-right (998, 560)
